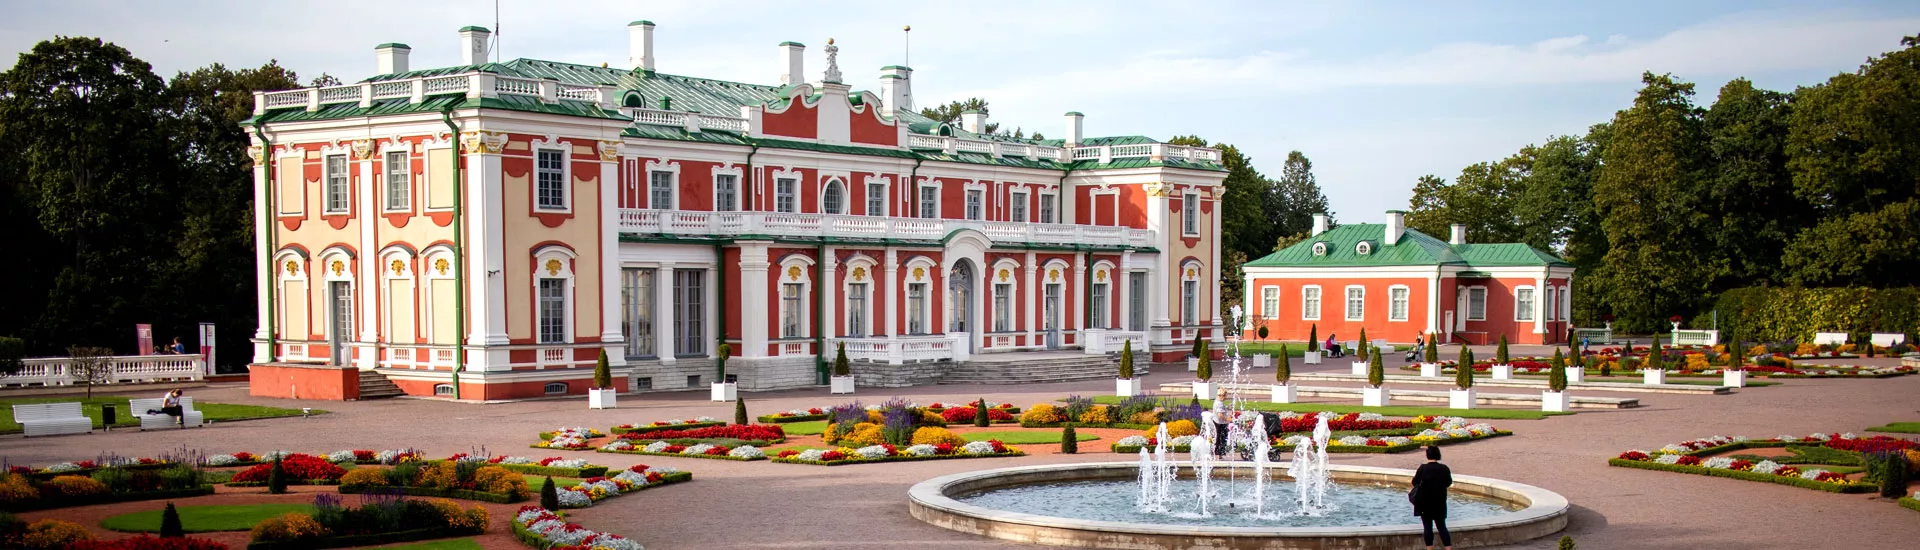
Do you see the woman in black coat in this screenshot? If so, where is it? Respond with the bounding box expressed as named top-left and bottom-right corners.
top-left (1409, 445), bottom-right (1453, 550)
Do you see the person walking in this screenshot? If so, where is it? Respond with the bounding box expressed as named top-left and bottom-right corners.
top-left (1210, 388), bottom-right (1232, 457)
top-left (1410, 446), bottom-right (1453, 550)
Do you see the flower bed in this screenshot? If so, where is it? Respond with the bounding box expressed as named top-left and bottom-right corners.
top-left (313, 449), bottom-right (421, 466)
top-left (335, 458), bottom-right (529, 503)
top-left (757, 407), bottom-right (830, 423)
top-left (247, 494), bottom-right (488, 550)
top-left (609, 417), bottom-right (723, 435)
top-left (1604, 433), bottom-right (1912, 494)
top-left (771, 441), bottom-right (1025, 466)
top-left (513, 506), bottom-right (645, 550)
top-left (550, 465), bottom-right (692, 508)
top-left (16, 458), bottom-right (181, 480)
top-left (937, 406), bottom-right (1018, 424)
top-left (923, 401), bottom-right (1021, 414)
top-left (596, 440), bottom-right (768, 461)
top-left (615, 424), bottom-right (786, 445)
top-left (1272, 411), bottom-right (1416, 432)
top-left (226, 454), bottom-right (347, 487)
top-left (428, 455), bottom-right (608, 478)
top-left (532, 427), bottom-right (606, 450)
top-left (1110, 416), bottom-right (1504, 454)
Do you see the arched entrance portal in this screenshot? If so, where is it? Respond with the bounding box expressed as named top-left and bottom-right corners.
top-left (949, 259), bottom-right (975, 353)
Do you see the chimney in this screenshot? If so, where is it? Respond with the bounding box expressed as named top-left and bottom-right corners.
top-left (779, 41), bottom-right (806, 85)
top-left (459, 26), bottom-right (492, 65)
top-left (376, 43), bottom-right (411, 75)
top-left (628, 21), bottom-right (656, 71)
top-left (1310, 213), bottom-right (1328, 237)
top-left (1064, 112), bottom-right (1084, 146)
top-left (961, 110), bottom-right (987, 134)
top-left (1385, 210), bottom-right (1406, 246)
top-left (1450, 223), bottom-right (1467, 245)
top-left (879, 65), bottom-right (913, 117)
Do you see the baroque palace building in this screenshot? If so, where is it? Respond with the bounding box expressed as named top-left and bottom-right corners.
top-left (244, 22), bottom-right (1227, 400)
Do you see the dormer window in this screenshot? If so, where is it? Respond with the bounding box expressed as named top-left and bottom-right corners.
top-left (1312, 242), bottom-right (1328, 257)
top-left (1356, 241), bottom-right (1372, 256)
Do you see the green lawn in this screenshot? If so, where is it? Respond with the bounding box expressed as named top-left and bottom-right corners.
top-left (1866, 421), bottom-right (1920, 434)
top-left (522, 475), bottom-right (582, 488)
top-left (0, 396), bottom-right (319, 434)
top-left (100, 503), bottom-right (315, 533)
top-left (370, 538), bottom-right (482, 550)
top-left (1088, 395), bottom-right (1565, 420)
top-left (780, 420), bottom-right (828, 436)
top-left (962, 429), bottom-right (1099, 445)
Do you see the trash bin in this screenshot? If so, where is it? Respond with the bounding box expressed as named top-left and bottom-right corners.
top-left (101, 404), bottom-right (116, 428)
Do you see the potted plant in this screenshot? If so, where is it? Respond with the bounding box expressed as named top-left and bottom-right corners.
top-left (1116, 340), bottom-right (1141, 397)
top-left (1669, 315), bottom-right (1683, 332)
top-left (1491, 335), bottom-right (1513, 380)
top-left (1543, 348), bottom-right (1571, 412)
top-left (589, 350), bottom-right (618, 409)
top-left (1304, 324), bottom-right (1321, 364)
top-left (1723, 335), bottom-right (1746, 388)
top-left (1271, 344), bottom-right (1295, 403)
top-left (829, 342), bottom-right (855, 394)
top-left (1643, 334), bottom-right (1667, 385)
top-left (1363, 345), bottom-right (1389, 406)
top-left (1192, 340), bottom-right (1214, 399)
top-left (1566, 344), bottom-right (1587, 383)
top-left (1450, 346), bottom-right (1476, 409)
top-left (1420, 332), bottom-right (1441, 377)
top-left (1351, 328), bottom-right (1369, 374)
top-left (711, 343), bottom-right (737, 402)
top-left (1187, 337), bottom-right (1203, 372)
top-left (1253, 326), bottom-right (1272, 367)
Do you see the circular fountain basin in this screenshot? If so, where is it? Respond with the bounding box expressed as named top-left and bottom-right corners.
top-left (908, 462), bottom-right (1568, 549)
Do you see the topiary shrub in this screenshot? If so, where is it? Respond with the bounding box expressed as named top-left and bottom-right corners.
top-left (1368, 346), bottom-right (1384, 388)
top-left (1276, 345), bottom-right (1291, 384)
top-left (592, 349), bottom-right (612, 389)
top-left (1060, 426), bottom-right (1079, 454)
top-left (833, 342), bottom-right (851, 377)
top-left (267, 456), bottom-right (287, 495)
top-left (717, 342), bottom-right (732, 381)
top-left (734, 395), bottom-right (749, 426)
top-left (1308, 325), bottom-right (1320, 352)
top-left (1558, 535), bottom-right (1576, 550)
top-left (1456, 346), bottom-right (1474, 390)
top-left (1496, 334), bottom-right (1510, 365)
top-left (539, 477), bottom-right (559, 511)
top-left (1257, 325), bottom-right (1269, 341)
top-left (1195, 340), bottom-right (1212, 381)
top-left (1356, 328), bottom-right (1369, 361)
top-left (1118, 340), bottom-right (1135, 379)
top-left (1549, 349), bottom-right (1568, 392)
top-left (159, 502), bottom-right (184, 538)
top-left (974, 398), bottom-right (990, 427)
top-left (1647, 334), bottom-right (1665, 371)
top-left (1424, 333), bottom-right (1439, 363)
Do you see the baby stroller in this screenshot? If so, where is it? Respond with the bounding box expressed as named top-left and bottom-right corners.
top-left (1404, 344), bottom-right (1421, 363)
top-left (1233, 412), bottom-right (1291, 461)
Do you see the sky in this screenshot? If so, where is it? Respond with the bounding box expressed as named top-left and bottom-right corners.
top-left (5, 0), bottom-right (1918, 221)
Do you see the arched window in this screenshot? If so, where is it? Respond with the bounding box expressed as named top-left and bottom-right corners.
top-left (1312, 242), bottom-right (1328, 256)
top-left (433, 384), bottom-right (454, 396)
top-left (1355, 241), bottom-right (1372, 255)
top-left (544, 382), bottom-right (569, 395)
top-left (822, 179), bottom-right (846, 215)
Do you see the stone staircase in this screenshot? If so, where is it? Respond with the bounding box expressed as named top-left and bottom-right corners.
top-left (356, 370), bottom-right (404, 399)
top-left (940, 351), bottom-right (1143, 385)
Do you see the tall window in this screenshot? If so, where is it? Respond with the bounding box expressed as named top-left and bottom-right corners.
top-left (1302, 286), bottom-right (1321, 320)
top-left (780, 283), bottom-right (803, 337)
top-left (1516, 287), bottom-right (1535, 321)
top-left (918, 186), bottom-right (937, 218)
top-left (1128, 272), bottom-right (1146, 331)
top-left (907, 283), bottom-right (927, 334)
top-left (1560, 288), bottom-right (1571, 321)
top-left (536, 149), bottom-right (566, 210)
top-left (965, 189), bottom-right (984, 220)
top-left (866, 182), bottom-right (885, 216)
top-left (1467, 287), bottom-right (1487, 321)
top-left (1090, 282), bottom-right (1109, 328)
top-left (1038, 192), bottom-right (1056, 223)
top-left (1181, 280), bottom-right (1198, 326)
top-left (1544, 287), bottom-right (1556, 321)
top-left (1262, 287), bottom-right (1280, 319)
top-left (538, 278), bottom-right (566, 344)
top-left (992, 283), bottom-right (1011, 331)
top-left (714, 174), bottom-right (737, 211)
top-left (847, 283), bottom-right (869, 337)
top-left (324, 154), bottom-right (348, 213)
top-left (1010, 191), bottom-right (1029, 222)
top-left (775, 177), bottom-right (797, 213)
top-left (1182, 192), bottom-right (1199, 235)
top-left (822, 180), bottom-right (846, 214)
top-left (384, 151), bottom-right (409, 211)
top-left (621, 268), bottom-right (655, 357)
top-left (674, 270), bottom-right (704, 355)
top-left (1389, 287), bottom-right (1409, 321)
top-left (1345, 287), bottom-right (1365, 321)
top-left (648, 170), bottom-right (674, 209)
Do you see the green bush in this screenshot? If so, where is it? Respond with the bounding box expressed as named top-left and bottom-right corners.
top-left (1195, 340), bottom-right (1211, 381)
top-left (1308, 325), bottom-right (1319, 352)
top-left (1424, 333), bottom-right (1439, 363)
top-left (832, 342), bottom-right (850, 377)
top-left (1712, 286), bottom-right (1920, 343)
top-left (0, 336), bottom-right (23, 376)
top-left (1060, 426), bottom-right (1079, 454)
top-left (1646, 334), bottom-right (1664, 371)
top-left (1118, 340), bottom-right (1135, 379)
top-left (539, 477), bottom-right (558, 511)
top-left (1191, 335), bottom-right (1204, 358)
top-left (974, 398), bottom-right (989, 428)
top-left (1257, 326), bottom-right (1269, 341)
top-left (1367, 347), bottom-right (1384, 387)
top-left (717, 343), bottom-right (731, 381)
top-left (1455, 347), bottom-right (1474, 390)
top-left (1496, 335), bottom-right (1510, 365)
top-left (1275, 346), bottom-right (1290, 384)
top-left (267, 457), bottom-right (287, 495)
top-left (1558, 535), bottom-right (1576, 550)
top-left (733, 395), bottom-right (748, 426)
top-left (592, 350), bottom-right (612, 389)
top-left (1548, 349), bottom-right (1568, 392)
top-left (1356, 328), bottom-right (1369, 361)
top-left (159, 502), bottom-right (183, 538)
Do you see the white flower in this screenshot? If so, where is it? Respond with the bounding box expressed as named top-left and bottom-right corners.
top-left (546, 459), bottom-right (587, 469)
top-left (796, 449), bottom-right (828, 461)
top-left (1117, 435), bottom-right (1149, 446)
top-left (649, 466), bottom-right (681, 475)
top-left (325, 450), bottom-right (356, 463)
top-left (1170, 435), bottom-right (1196, 447)
top-left (1381, 436), bottom-right (1412, 445)
top-left (613, 470), bottom-right (649, 485)
top-left (375, 450), bottom-right (400, 464)
top-left (1658, 444), bottom-right (1688, 454)
top-left (515, 508), bottom-right (549, 525)
top-left (865, 405), bottom-right (882, 411)
top-left (43, 462), bottom-right (81, 472)
top-left (904, 444), bottom-right (937, 457)
top-left (590, 479), bottom-right (621, 495)
top-left (643, 441), bottom-right (672, 453)
top-left (682, 444), bottom-right (716, 455)
top-left (1654, 454), bottom-right (1683, 465)
top-left (590, 535), bottom-right (646, 550)
top-left (1275, 411), bottom-right (1302, 419)
top-left (262, 450), bottom-right (295, 460)
top-left (454, 454), bottom-right (489, 465)
top-left (1357, 413), bottom-right (1386, 421)
top-left (787, 409), bottom-right (807, 415)
top-left (1751, 460), bottom-right (1782, 475)
top-left (1337, 436), bottom-right (1370, 446)
top-left (1778, 435), bottom-right (1797, 442)
top-left (1732, 435), bottom-right (1749, 442)
top-left (1702, 457), bottom-right (1735, 470)
top-left (729, 446), bottom-right (765, 459)
top-left (855, 445), bottom-right (891, 459)
top-left (960, 441), bottom-right (997, 455)
top-left (1810, 433), bottom-right (1831, 441)
top-left (1800, 468), bottom-right (1830, 480)
top-left (600, 440), bottom-right (634, 452)
top-left (694, 416), bottom-right (717, 423)
top-left (556, 490), bottom-right (594, 508)
top-left (1284, 435), bottom-right (1309, 446)
top-left (203, 455), bottom-right (238, 467)
top-left (1840, 432), bottom-right (1857, 440)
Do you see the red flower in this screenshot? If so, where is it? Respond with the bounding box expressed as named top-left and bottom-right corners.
top-left (777, 450), bottom-right (799, 458)
top-left (940, 407), bottom-right (1015, 423)
top-left (997, 403), bottom-right (1014, 409)
top-left (1669, 315), bottom-right (1683, 323)
top-left (582, 476), bottom-right (608, 484)
top-left (619, 424), bottom-right (785, 442)
top-left (808, 407), bottom-right (825, 414)
top-left (703, 446), bottom-right (730, 456)
top-left (233, 454), bottom-right (345, 482)
top-left (1617, 451), bottom-right (1651, 461)
top-left (1676, 455), bottom-right (1702, 466)
top-left (75, 460), bottom-right (97, 469)
top-left (933, 444), bottom-right (954, 456)
top-left (1776, 466), bottom-right (1801, 477)
top-left (137, 457), bottom-right (159, 465)
top-left (488, 456), bottom-right (506, 463)
top-left (233, 452), bottom-right (256, 462)
top-left (1728, 459), bottom-right (1753, 471)
top-left (628, 464), bottom-right (650, 473)
top-left (63, 534), bottom-right (229, 550)
top-left (353, 450), bottom-right (374, 461)
top-left (1825, 436), bottom-right (1917, 453)
top-left (821, 451), bottom-right (845, 461)
top-left (1814, 471), bottom-right (1849, 483)
top-left (662, 445), bottom-right (686, 453)
top-left (8, 465), bottom-right (30, 475)
top-left (644, 471), bottom-right (663, 483)
top-left (1365, 439), bottom-right (1388, 447)
top-left (539, 457), bottom-right (566, 466)
top-left (448, 453), bottom-right (468, 462)
top-left (1278, 413), bottom-right (1413, 433)
top-left (987, 440), bottom-right (1009, 453)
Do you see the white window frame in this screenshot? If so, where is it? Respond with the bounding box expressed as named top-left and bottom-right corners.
top-left (917, 181), bottom-right (940, 219)
top-left (777, 257), bottom-right (813, 338)
top-left (672, 269), bottom-right (705, 356)
top-left (780, 282), bottom-right (804, 338)
top-left (1090, 281), bottom-right (1109, 329)
top-left (907, 282), bottom-right (928, 334)
top-left (993, 282), bottom-right (1012, 332)
top-left (1355, 241), bottom-right (1372, 256)
top-left (846, 281), bottom-right (870, 337)
top-left (864, 175), bottom-right (888, 216)
top-left (1312, 242), bottom-right (1328, 256)
top-left (1560, 287), bottom-right (1572, 321)
top-left (964, 186), bottom-right (985, 221)
top-left (1010, 189), bottom-right (1029, 222)
top-left (712, 164), bottom-right (742, 212)
top-left (775, 176), bottom-right (799, 213)
top-left (1345, 285), bottom-right (1365, 321)
top-left (324, 154), bottom-right (349, 213)
top-left (1261, 286), bottom-right (1280, 320)
top-left (822, 177), bottom-right (847, 215)
top-left (532, 248), bottom-right (577, 345)
top-left (621, 267), bottom-right (657, 358)
top-left (842, 259), bottom-right (876, 338)
top-left (1182, 191), bottom-right (1200, 236)
top-left (1466, 286), bottom-right (1487, 321)
top-left (1515, 286), bottom-right (1536, 322)
top-left (1038, 190), bottom-right (1057, 223)
top-left (383, 149), bottom-right (410, 212)
top-left (1389, 285), bottom-right (1410, 322)
top-left (1544, 285), bottom-right (1556, 321)
top-left (535, 148), bottom-right (571, 211)
top-left (1302, 285), bottom-right (1322, 321)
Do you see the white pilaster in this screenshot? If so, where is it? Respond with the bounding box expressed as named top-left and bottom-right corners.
top-left (1534, 274), bottom-right (1548, 335)
top-left (1146, 187), bottom-right (1172, 344)
top-left (470, 152), bottom-right (509, 347)
top-left (656, 263), bottom-right (677, 363)
top-left (356, 155), bottom-right (378, 370)
top-left (1210, 190), bottom-right (1223, 331)
top-left (740, 243), bottom-right (771, 357)
top-left (705, 267), bottom-right (719, 358)
top-left (1427, 273), bottom-right (1441, 338)
top-left (1118, 251), bottom-right (1135, 332)
top-left (821, 248), bottom-right (837, 339)
top-left (1072, 253), bottom-right (1086, 334)
top-left (599, 151), bottom-right (624, 355)
top-left (883, 249), bottom-right (899, 339)
top-left (1024, 252), bottom-right (1038, 345)
top-left (252, 145), bottom-right (273, 363)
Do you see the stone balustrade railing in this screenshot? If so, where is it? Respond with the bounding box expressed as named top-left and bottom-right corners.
top-left (619, 209), bottom-right (1156, 248)
top-left (0, 355), bottom-right (206, 387)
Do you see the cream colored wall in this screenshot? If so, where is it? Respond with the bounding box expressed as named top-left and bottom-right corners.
top-left (501, 157), bottom-right (603, 342)
top-left (430, 279), bottom-right (456, 343)
top-left (274, 154), bottom-right (355, 341)
top-left (388, 279), bottom-right (416, 343)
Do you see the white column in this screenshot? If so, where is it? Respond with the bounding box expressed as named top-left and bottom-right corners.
top-left (741, 243), bottom-right (771, 357)
top-left (883, 249), bottom-right (900, 339)
top-left (704, 267), bottom-right (719, 358)
top-left (1427, 272), bottom-right (1441, 338)
top-left (1534, 274), bottom-right (1548, 336)
top-left (466, 148), bottom-right (510, 371)
top-left (599, 150), bottom-right (624, 354)
top-left (357, 155), bottom-right (378, 369)
top-left (1209, 190), bottom-right (1223, 333)
top-left (1118, 251), bottom-right (1134, 332)
top-left (821, 248), bottom-right (837, 340)
top-left (1023, 252), bottom-right (1038, 345)
top-left (252, 145), bottom-right (273, 363)
top-left (1145, 187), bottom-right (1172, 344)
top-left (656, 263), bottom-right (677, 363)
top-left (1071, 253), bottom-right (1086, 334)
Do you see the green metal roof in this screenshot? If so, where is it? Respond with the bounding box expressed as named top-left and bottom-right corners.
top-left (629, 20), bottom-right (654, 26)
top-left (1244, 224), bottom-right (1567, 268)
top-left (458, 26), bottom-right (490, 33)
top-left (376, 43), bottom-right (410, 49)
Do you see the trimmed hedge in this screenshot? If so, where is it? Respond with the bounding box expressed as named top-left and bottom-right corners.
top-left (246, 526), bottom-right (481, 550)
top-left (771, 451), bottom-right (1025, 466)
top-left (1901, 496), bottom-right (1920, 513)
top-left (1607, 459), bottom-right (1875, 493)
top-left (609, 421), bottom-right (724, 435)
top-left (22, 462), bottom-right (179, 481)
top-left (1, 484), bottom-right (215, 512)
top-left (421, 460), bottom-right (607, 478)
top-left (756, 413), bottom-right (829, 424)
top-left (596, 449), bottom-right (765, 461)
top-left (1711, 286), bottom-right (1920, 343)
top-left (335, 484), bottom-right (525, 503)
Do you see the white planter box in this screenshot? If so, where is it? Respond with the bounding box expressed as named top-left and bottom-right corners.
top-left (1303, 351), bottom-right (1322, 365)
top-left (1541, 390), bottom-right (1570, 412)
top-left (1192, 381), bottom-right (1214, 400)
top-left (830, 375), bottom-right (856, 394)
top-left (1449, 388), bottom-right (1477, 409)
top-left (710, 382), bottom-right (737, 402)
top-left (1420, 363), bottom-right (1441, 377)
top-left (1116, 378), bottom-right (1142, 397)
top-left (1271, 384), bottom-right (1297, 403)
top-left (1351, 361), bottom-right (1369, 376)
top-left (587, 388), bottom-right (618, 409)
top-left (1643, 369), bottom-right (1666, 385)
top-left (1566, 366), bottom-right (1585, 384)
top-left (1491, 364), bottom-right (1513, 380)
top-left (1363, 387), bottom-right (1390, 407)
top-left (1723, 369), bottom-right (1747, 388)
top-left (1187, 357), bottom-right (1199, 372)
top-left (1253, 354), bottom-right (1272, 367)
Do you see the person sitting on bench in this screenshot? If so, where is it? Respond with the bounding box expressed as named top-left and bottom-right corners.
top-left (146, 389), bottom-right (186, 426)
top-left (1325, 334), bottom-right (1343, 358)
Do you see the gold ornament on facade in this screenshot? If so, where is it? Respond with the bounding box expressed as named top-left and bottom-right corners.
top-left (1049, 269), bottom-right (1060, 282)
top-left (350, 139), bottom-right (374, 160)
top-left (1185, 267), bottom-right (1196, 278)
top-left (598, 141), bottom-right (620, 161)
top-left (390, 259), bottom-right (405, 275)
top-left (1143, 183), bottom-right (1171, 197)
top-left (248, 146), bottom-right (266, 167)
top-left (852, 267), bottom-right (866, 281)
top-left (331, 261), bottom-right (345, 277)
top-left (284, 261), bottom-right (299, 276)
top-left (1097, 270), bottom-right (1108, 281)
top-left (998, 269), bottom-right (1009, 282)
top-left (546, 259), bottom-right (564, 276)
top-left (787, 266), bottom-right (802, 281)
top-left (912, 267), bottom-right (925, 281)
top-left (461, 131), bottom-right (508, 154)
top-left (434, 258), bottom-right (450, 275)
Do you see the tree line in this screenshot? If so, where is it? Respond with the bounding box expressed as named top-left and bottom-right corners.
top-left (0, 36), bottom-right (319, 365)
top-left (1403, 35), bottom-right (1920, 333)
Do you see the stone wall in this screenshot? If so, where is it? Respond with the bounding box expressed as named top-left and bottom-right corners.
top-left (851, 360), bottom-right (953, 387)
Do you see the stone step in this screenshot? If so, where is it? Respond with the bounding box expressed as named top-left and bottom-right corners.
top-left (1289, 372), bottom-right (1733, 395)
top-left (1159, 381), bottom-right (1639, 409)
top-left (356, 370), bottom-right (404, 400)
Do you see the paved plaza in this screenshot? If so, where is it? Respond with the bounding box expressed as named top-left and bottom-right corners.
top-left (5, 348), bottom-right (1918, 549)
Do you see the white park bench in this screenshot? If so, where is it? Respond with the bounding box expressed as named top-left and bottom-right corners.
top-left (1671, 329), bottom-right (1719, 347)
top-left (127, 396), bottom-right (205, 430)
top-left (1870, 333), bottom-right (1906, 348)
top-left (1812, 332), bottom-right (1849, 346)
top-left (12, 402), bottom-right (92, 437)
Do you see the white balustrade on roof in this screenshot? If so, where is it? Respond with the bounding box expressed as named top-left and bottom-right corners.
top-left (619, 210), bottom-right (1155, 248)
